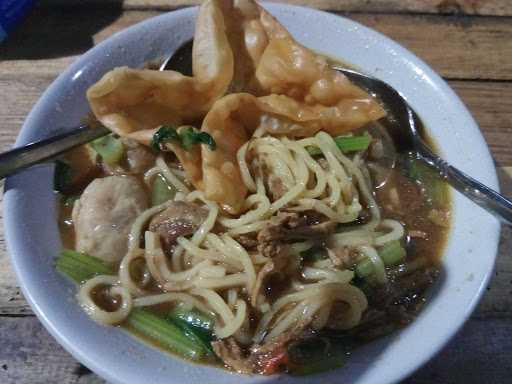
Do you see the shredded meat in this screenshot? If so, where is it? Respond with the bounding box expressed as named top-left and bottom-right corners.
top-left (212, 338), bottom-right (252, 374)
top-left (149, 201), bottom-right (208, 250)
top-left (257, 211), bottom-right (336, 243)
top-left (235, 234), bottom-right (259, 250)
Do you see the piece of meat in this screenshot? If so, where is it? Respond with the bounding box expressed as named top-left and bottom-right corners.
top-left (212, 338), bottom-right (252, 374)
top-left (235, 234), bottom-right (259, 250)
top-left (149, 201), bottom-right (208, 250)
top-left (72, 175), bottom-right (148, 262)
top-left (257, 211), bottom-right (336, 244)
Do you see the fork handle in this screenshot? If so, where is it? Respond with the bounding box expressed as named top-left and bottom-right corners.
top-left (417, 140), bottom-right (512, 226)
top-left (0, 125), bottom-right (110, 180)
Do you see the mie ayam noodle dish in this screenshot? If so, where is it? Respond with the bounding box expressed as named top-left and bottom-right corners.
top-left (55, 0), bottom-right (450, 376)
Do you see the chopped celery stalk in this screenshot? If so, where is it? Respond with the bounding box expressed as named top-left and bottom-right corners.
top-left (90, 134), bottom-right (125, 165)
top-left (334, 135), bottom-right (371, 152)
top-left (406, 154), bottom-right (448, 208)
top-left (56, 249), bottom-right (114, 283)
top-left (151, 174), bottom-right (176, 206)
top-left (127, 308), bottom-right (207, 360)
top-left (306, 134), bottom-right (371, 156)
top-left (355, 258), bottom-right (374, 278)
top-left (379, 240), bottom-right (406, 266)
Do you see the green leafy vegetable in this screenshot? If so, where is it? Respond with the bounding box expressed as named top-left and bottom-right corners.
top-left (90, 134), bottom-right (125, 165)
top-left (127, 308), bottom-right (209, 360)
top-left (170, 304), bottom-right (215, 339)
top-left (178, 126), bottom-right (217, 151)
top-left (56, 249), bottom-right (114, 283)
top-left (307, 134), bottom-right (371, 156)
top-left (169, 303), bottom-right (216, 355)
top-left (151, 174), bottom-right (176, 206)
top-left (151, 125), bottom-right (180, 151)
top-left (151, 125), bottom-right (216, 152)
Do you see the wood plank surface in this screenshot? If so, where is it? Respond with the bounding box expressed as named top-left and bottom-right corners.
top-left (1, 1), bottom-right (512, 383)
top-left (38, 0), bottom-right (512, 16)
top-left (1, 316), bottom-right (511, 384)
top-left (2, 9), bottom-right (512, 80)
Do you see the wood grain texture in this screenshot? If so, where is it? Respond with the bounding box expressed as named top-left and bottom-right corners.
top-left (1, 316), bottom-right (511, 384)
top-left (349, 13), bottom-right (512, 80)
top-left (2, 9), bottom-right (512, 79)
top-left (38, 0), bottom-right (512, 16)
top-left (1, 2), bottom-right (512, 383)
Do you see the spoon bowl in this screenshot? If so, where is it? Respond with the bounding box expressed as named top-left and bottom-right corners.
top-left (334, 65), bottom-right (512, 225)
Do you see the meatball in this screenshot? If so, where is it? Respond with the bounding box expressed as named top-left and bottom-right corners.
top-left (72, 175), bottom-right (148, 262)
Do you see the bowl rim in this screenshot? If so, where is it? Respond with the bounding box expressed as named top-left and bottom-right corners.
top-left (4, 3), bottom-right (500, 384)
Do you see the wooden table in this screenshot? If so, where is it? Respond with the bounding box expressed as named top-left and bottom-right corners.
top-left (1, 1), bottom-right (511, 383)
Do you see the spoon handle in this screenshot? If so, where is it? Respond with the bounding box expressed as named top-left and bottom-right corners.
top-left (417, 140), bottom-right (512, 226)
top-left (0, 125), bottom-right (110, 180)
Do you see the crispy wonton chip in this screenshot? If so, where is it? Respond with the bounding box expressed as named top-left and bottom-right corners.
top-left (86, 0), bottom-right (386, 214)
top-left (87, 0), bottom-right (234, 137)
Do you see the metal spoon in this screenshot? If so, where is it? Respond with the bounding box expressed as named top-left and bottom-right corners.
top-left (0, 41), bottom-right (193, 180)
top-left (333, 66), bottom-right (512, 225)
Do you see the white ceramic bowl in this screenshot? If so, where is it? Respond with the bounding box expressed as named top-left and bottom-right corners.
top-left (4, 4), bottom-right (500, 384)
